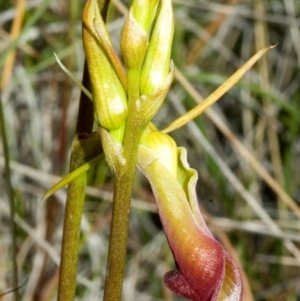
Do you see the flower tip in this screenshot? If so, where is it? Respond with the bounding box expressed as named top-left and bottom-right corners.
top-left (164, 269), bottom-right (203, 301)
top-left (120, 11), bottom-right (148, 71)
top-left (164, 252), bottom-right (243, 301)
top-left (163, 241), bottom-right (242, 301)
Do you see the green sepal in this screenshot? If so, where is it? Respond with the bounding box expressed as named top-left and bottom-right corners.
top-left (131, 0), bottom-right (159, 34)
top-left (99, 127), bottom-right (126, 175)
top-left (120, 11), bottom-right (148, 71)
top-left (137, 63), bottom-right (174, 124)
top-left (140, 0), bottom-right (174, 95)
top-left (93, 19), bottom-right (128, 90)
top-left (83, 0), bottom-right (127, 130)
top-left (120, 0), bottom-right (160, 72)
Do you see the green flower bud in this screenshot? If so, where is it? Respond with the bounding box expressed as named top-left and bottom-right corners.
top-left (135, 64), bottom-right (174, 124)
top-left (131, 0), bottom-right (159, 33)
top-left (121, 0), bottom-right (159, 71)
top-left (83, 0), bottom-right (127, 130)
top-left (140, 0), bottom-right (174, 95)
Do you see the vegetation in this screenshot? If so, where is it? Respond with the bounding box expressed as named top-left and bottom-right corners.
top-left (0, 0), bottom-right (300, 300)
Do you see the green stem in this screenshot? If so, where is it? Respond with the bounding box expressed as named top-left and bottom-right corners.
top-left (57, 134), bottom-right (101, 301)
top-left (57, 162), bottom-right (87, 301)
top-left (0, 93), bottom-right (18, 301)
top-left (103, 68), bottom-right (145, 301)
top-left (103, 124), bottom-right (145, 301)
top-left (56, 62), bottom-right (94, 301)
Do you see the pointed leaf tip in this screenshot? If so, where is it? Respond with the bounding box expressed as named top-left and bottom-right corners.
top-left (41, 154), bottom-right (103, 207)
top-left (163, 45), bottom-right (275, 134)
top-left (54, 53), bottom-right (92, 100)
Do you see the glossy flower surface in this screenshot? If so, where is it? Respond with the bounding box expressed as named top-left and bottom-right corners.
top-left (138, 132), bottom-right (242, 301)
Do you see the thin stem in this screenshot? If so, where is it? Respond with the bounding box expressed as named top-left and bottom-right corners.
top-left (56, 133), bottom-right (102, 301)
top-left (103, 68), bottom-right (145, 301)
top-left (0, 93), bottom-right (18, 301)
top-left (56, 60), bottom-right (95, 301)
top-left (57, 165), bottom-right (87, 301)
top-left (103, 121), bottom-right (145, 301)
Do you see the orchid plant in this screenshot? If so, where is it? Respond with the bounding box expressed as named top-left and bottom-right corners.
top-left (42, 0), bottom-right (273, 300)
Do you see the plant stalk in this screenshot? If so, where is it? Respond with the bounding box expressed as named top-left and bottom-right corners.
top-left (56, 163), bottom-right (87, 301)
top-left (103, 121), bottom-right (145, 301)
top-left (57, 133), bottom-right (101, 301)
top-left (103, 68), bottom-right (146, 300)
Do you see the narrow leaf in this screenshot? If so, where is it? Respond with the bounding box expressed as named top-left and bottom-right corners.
top-left (163, 45), bottom-right (276, 134)
top-left (54, 53), bottom-right (93, 100)
top-left (41, 153), bottom-right (103, 205)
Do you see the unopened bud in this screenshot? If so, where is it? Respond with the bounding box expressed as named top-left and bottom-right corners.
top-left (140, 0), bottom-right (174, 95)
top-left (83, 0), bottom-right (127, 130)
top-left (121, 0), bottom-right (159, 71)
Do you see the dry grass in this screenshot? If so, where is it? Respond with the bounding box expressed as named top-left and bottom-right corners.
top-left (0, 0), bottom-right (300, 300)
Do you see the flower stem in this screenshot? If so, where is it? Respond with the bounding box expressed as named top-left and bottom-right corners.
top-left (103, 68), bottom-right (145, 301)
top-left (103, 117), bottom-right (146, 301)
top-left (57, 158), bottom-right (87, 301)
top-left (57, 134), bottom-right (101, 301)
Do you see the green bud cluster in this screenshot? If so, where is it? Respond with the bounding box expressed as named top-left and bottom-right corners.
top-left (121, 0), bottom-right (174, 97)
top-left (82, 0), bottom-right (174, 141)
